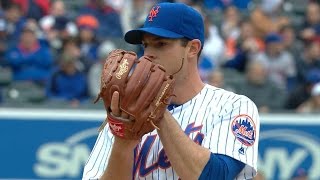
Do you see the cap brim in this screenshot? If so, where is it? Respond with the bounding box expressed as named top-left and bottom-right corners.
top-left (124, 27), bottom-right (184, 44)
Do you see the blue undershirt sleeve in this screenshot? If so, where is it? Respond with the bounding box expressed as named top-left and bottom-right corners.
top-left (199, 153), bottom-right (245, 180)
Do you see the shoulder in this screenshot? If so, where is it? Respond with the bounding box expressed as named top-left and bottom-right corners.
top-left (7, 46), bottom-right (19, 53)
top-left (51, 70), bottom-right (64, 79)
top-left (202, 85), bottom-right (235, 103)
top-left (210, 85), bottom-right (258, 112)
top-left (38, 45), bottom-right (52, 53)
top-left (204, 84), bottom-right (250, 102)
top-left (279, 51), bottom-right (294, 62)
top-left (5, 47), bottom-right (21, 57)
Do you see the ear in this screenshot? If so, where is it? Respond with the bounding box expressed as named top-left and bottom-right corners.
top-left (187, 39), bottom-right (201, 59)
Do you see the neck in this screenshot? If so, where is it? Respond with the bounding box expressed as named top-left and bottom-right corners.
top-left (171, 67), bottom-right (204, 105)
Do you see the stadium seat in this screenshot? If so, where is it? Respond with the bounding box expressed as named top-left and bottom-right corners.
top-left (0, 67), bottom-right (12, 86)
top-left (3, 81), bottom-right (46, 104)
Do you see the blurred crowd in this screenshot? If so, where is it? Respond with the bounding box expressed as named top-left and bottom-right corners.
top-left (0, 0), bottom-right (319, 113)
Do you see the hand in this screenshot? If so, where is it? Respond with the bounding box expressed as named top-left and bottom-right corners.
top-left (110, 91), bottom-right (139, 145)
top-left (97, 49), bottom-right (175, 140)
top-left (242, 38), bottom-right (259, 52)
top-left (110, 91), bottom-right (133, 120)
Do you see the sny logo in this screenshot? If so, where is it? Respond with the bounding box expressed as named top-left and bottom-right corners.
top-left (148, 6), bottom-right (160, 21)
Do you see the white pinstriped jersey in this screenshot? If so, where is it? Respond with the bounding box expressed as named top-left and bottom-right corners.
top-left (82, 84), bottom-right (260, 179)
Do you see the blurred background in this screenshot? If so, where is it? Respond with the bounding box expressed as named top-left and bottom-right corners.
top-left (0, 0), bottom-right (319, 179)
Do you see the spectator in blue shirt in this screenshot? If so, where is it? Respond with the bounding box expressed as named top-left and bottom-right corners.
top-left (76, 15), bottom-right (100, 71)
top-left (3, 3), bottom-right (27, 49)
top-left (5, 26), bottom-right (53, 85)
top-left (47, 53), bottom-right (88, 105)
top-left (300, 2), bottom-right (320, 42)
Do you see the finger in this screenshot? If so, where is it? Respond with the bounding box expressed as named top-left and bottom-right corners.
top-left (121, 111), bottom-right (129, 119)
top-left (110, 91), bottom-right (120, 116)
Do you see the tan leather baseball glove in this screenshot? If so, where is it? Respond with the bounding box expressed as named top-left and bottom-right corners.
top-left (95, 49), bottom-right (175, 140)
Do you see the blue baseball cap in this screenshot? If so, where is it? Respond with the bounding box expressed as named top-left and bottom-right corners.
top-left (124, 3), bottom-right (205, 47)
top-left (265, 33), bottom-right (283, 44)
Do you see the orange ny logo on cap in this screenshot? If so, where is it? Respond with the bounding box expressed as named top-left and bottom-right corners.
top-left (148, 6), bottom-right (160, 21)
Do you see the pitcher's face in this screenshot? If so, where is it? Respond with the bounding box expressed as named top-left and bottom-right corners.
top-left (141, 34), bottom-right (188, 76)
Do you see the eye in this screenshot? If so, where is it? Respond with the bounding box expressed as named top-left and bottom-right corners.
top-left (155, 41), bottom-right (167, 48)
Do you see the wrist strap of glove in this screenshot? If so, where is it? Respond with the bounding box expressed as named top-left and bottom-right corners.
top-left (107, 115), bottom-right (126, 138)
